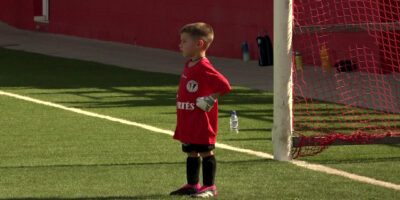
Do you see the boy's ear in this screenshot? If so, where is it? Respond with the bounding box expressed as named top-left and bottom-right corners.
top-left (197, 39), bottom-right (205, 48)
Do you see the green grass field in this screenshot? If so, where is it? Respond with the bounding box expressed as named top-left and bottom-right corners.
top-left (0, 48), bottom-right (399, 199)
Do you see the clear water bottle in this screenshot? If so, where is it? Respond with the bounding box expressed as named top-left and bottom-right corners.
top-left (230, 110), bottom-right (239, 134)
top-left (242, 42), bottom-right (250, 62)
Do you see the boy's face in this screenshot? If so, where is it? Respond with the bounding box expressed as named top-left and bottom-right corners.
top-left (179, 33), bottom-right (202, 58)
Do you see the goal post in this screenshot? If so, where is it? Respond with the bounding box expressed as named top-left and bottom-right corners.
top-left (273, 0), bottom-right (400, 159)
top-left (272, 0), bottom-right (294, 161)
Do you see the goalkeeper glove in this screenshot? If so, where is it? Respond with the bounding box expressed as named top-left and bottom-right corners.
top-left (196, 95), bottom-right (216, 112)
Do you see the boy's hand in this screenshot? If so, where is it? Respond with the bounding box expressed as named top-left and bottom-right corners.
top-left (196, 95), bottom-right (216, 112)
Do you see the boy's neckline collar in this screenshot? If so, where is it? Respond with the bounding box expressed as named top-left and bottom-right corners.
top-left (191, 56), bottom-right (205, 62)
top-left (188, 57), bottom-right (207, 68)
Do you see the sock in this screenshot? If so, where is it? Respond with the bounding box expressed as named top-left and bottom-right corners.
top-left (202, 155), bottom-right (216, 186)
top-left (187, 157), bottom-right (201, 185)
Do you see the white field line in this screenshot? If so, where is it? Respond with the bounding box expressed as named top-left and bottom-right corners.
top-left (1, 90), bottom-right (399, 191)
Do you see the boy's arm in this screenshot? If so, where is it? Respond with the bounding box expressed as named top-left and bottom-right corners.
top-left (210, 92), bottom-right (221, 99)
top-left (196, 92), bottom-right (221, 112)
top-left (196, 68), bottom-right (231, 112)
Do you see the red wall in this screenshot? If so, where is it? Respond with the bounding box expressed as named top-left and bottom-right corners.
top-left (46, 0), bottom-right (273, 60)
top-left (0, 0), bottom-right (397, 73)
top-left (33, 0), bottom-right (42, 16)
top-left (292, 0), bottom-right (400, 73)
top-left (0, 0), bottom-right (273, 59)
top-left (0, 0), bottom-right (35, 30)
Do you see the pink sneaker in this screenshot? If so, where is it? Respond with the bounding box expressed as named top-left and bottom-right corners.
top-left (170, 183), bottom-right (201, 195)
top-left (191, 185), bottom-right (217, 198)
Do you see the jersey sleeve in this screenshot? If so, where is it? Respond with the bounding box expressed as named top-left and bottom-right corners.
top-left (205, 68), bottom-right (232, 96)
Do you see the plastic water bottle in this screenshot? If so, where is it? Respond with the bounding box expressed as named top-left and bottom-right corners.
top-left (295, 52), bottom-right (303, 70)
top-left (230, 110), bottom-right (239, 134)
top-left (242, 42), bottom-right (250, 62)
top-left (320, 44), bottom-right (331, 70)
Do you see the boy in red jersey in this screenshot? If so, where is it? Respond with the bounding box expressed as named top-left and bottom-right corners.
top-left (170, 22), bottom-right (231, 198)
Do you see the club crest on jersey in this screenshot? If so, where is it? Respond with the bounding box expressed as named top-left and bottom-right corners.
top-left (186, 80), bottom-right (198, 93)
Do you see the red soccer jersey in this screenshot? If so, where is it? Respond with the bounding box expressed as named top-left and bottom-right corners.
top-left (174, 58), bottom-right (232, 145)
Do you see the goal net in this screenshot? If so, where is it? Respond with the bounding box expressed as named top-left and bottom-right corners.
top-left (291, 0), bottom-right (400, 158)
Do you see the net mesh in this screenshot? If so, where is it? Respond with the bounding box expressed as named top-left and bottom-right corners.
top-left (292, 0), bottom-right (400, 158)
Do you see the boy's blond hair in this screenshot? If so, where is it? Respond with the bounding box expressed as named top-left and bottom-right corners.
top-left (180, 22), bottom-right (214, 49)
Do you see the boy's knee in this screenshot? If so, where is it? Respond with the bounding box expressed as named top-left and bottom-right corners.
top-left (200, 151), bottom-right (214, 157)
top-left (187, 152), bottom-right (200, 157)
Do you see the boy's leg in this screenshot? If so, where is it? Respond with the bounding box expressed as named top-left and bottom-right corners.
top-left (170, 145), bottom-right (201, 195)
top-left (187, 152), bottom-right (201, 185)
top-left (192, 150), bottom-right (218, 198)
top-left (200, 151), bottom-right (216, 186)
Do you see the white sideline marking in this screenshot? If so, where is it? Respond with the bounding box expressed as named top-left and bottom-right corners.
top-left (1, 90), bottom-right (399, 191)
top-left (291, 160), bottom-right (400, 190)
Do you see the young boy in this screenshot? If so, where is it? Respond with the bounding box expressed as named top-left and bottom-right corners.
top-left (170, 22), bottom-right (231, 198)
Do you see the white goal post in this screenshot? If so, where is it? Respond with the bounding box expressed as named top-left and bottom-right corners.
top-left (272, 0), bottom-right (293, 161)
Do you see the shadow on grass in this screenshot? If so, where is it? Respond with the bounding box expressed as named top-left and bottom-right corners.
top-left (0, 161), bottom-right (185, 170)
top-left (0, 159), bottom-right (274, 170)
top-left (0, 48), bottom-right (274, 121)
top-left (0, 48), bottom-right (179, 89)
top-left (386, 143), bottom-right (400, 148)
top-left (238, 128), bottom-right (272, 132)
top-left (0, 195), bottom-right (169, 200)
top-left (305, 156), bottom-right (400, 164)
top-left (222, 137), bottom-right (272, 142)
